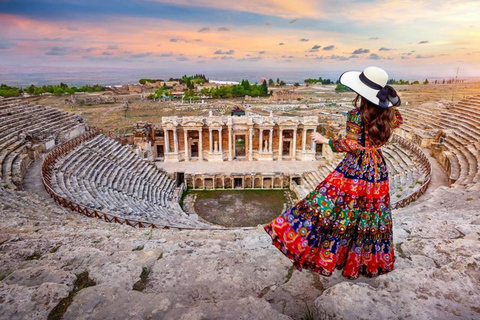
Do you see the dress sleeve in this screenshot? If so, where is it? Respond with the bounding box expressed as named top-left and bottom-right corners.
top-left (393, 108), bottom-right (403, 129)
top-left (328, 110), bottom-right (362, 153)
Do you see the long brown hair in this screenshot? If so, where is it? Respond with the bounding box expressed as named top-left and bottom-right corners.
top-left (354, 95), bottom-right (400, 147)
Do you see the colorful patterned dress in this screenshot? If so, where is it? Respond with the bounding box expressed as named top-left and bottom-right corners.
top-left (264, 107), bottom-right (403, 279)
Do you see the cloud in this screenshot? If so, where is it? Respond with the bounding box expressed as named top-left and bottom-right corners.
top-left (299, 38), bottom-right (309, 42)
top-left (322, 45), bottom-right (335, 51)
top-left (237, 56), bottom-right (262, 62)
top-left (401, 56), bottom-right (409, 60)
top-left (102, 51), bottom-right (114, 56)
top-left (197, 60), bottom-right (206, 64)
top-left (369, 53), bottom-right (381, 60)
top-left (0, 39), bottom-right (16, 50)
top-left (61, 26), bottom-right (79, 31)
top-left (107, 44), bottom-right (119, 50)
top-left (214, 49), bottom-right (234, 55)
top-left (279, 42), bottom-right (285, 45)
top-left (45, 46), bottom-right (68, 56)
top-left (418, 40), bottom-right (429, 44)
top-left (157, 52), bottom-right (173, 57)
top-left (415, 54), bottom-right (434, 59)
top-left (368, 37), bottom-right (380, 40)
top-left (316, 55), bottom-right (349, 61)
top-left (170, 38), bottom-right (202, 43)
top-left (221, 56), bottom-right (234, 60)
top-left (330, 54), bottom-right (349, 61)
top-left (176, 56), bottom-right (190, 61)
top-left (311, 45), bottom-right (321, 50)
top-left (85, 47), bottom-right (95, 52)
top-left (198, 27), bottom-right (210, 33)
top-left (289, 19), bottom-right (298, 24)
top-left (131, 52), bottom-right (152, 58)
top-left (282, 55), bottom-right (294, 58)
top-left (352, 48), bottom-right (370, 54)
top-left (379, 47), bottom-right (392, 51)
top-left (217, 27), bottom-right (230, 31)
top-left (259, 51), bottom-right (266, 54)
top-left (349, 54), bottom-right (359, 59)
top-left (41, 37), bottom-right (73, 42)
top-left (265, 22), bottom-right (272, 26)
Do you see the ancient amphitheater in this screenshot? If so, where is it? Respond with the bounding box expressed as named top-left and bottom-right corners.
top-left (0, 95), bottom-right (479, 320)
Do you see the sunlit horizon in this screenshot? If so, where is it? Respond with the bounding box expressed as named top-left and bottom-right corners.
top-left (1, 0), bottom-right (479, 85)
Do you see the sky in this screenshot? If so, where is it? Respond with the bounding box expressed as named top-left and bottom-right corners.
top-left (0, 0), bottom-right (479, 84)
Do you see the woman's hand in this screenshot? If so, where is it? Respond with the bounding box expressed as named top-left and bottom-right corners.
top-left (310, 132), bottom-right (329, 144)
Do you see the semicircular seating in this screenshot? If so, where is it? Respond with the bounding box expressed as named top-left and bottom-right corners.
top-left (48, 133), bottom-right (216, 229)
top-left (397, 95), bottom-right (480, 187)
top-left (0, 97), bottom-right (85, 189)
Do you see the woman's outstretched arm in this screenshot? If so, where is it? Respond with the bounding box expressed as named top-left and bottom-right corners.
top-left (326, 110), bottom-right (362, 153)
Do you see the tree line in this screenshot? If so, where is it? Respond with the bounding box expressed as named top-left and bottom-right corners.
top-left (0, 83), bottom-right (105, 97)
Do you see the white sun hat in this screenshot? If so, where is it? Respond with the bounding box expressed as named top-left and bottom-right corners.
top-left (339, 66), bottom-right (399, 108)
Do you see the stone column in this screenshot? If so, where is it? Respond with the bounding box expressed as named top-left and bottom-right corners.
top-left (310, 130), bottom-right (315, 151)
top-left (278, 129), bottom-right (283, 161)
top-left (249, 128), bottom-right (253, 161)
top-left (259, 129), bottom-right (263, 153)
top-left (269, 129), bottom-right (273, 153)
top-left (184, 129), bottom-right (189, 161)
top-left (228, 126), bottom-right (233, 161)
top-left (218, 129), bottom-right (222, 153)
top-left (173, 128), bottom-right (178, 153)
top-left (209, 129), bottom-right (213, 153)
top-left (199, 128), bottom-right (203, 161)
top-left (164, 128), bottom-right (170, 153)
top-left (292, 128), bottom-right (297, 159)
top-left (302, 129), bottom-right (307, 153)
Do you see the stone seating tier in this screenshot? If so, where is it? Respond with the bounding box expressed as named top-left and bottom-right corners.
top-left (0, 98), bottom-right (85, 187)
top-left (49, 134), bottom-right (214, 229)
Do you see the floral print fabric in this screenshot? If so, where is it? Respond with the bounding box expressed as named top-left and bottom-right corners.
top-left (264, 107), bottom-right (403, 279)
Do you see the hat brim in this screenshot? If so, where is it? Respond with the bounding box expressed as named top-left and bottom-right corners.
top-left (339, 71), bottom-right (392, 108)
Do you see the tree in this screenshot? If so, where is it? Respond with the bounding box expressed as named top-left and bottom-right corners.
top-left (294, 82), bottom-right (300, 87)
top-left (53, 87), bottom-right (65, 96)
top-left (423, 78), bottom-right (429, 85)
top-left (335, 84), bottom-right (350, 92)
top-left (268, 78), bottom-right (275, 86)
top-left (279, 80), bottom-right (286, 86)
top-left (261, 80), bottom-right (268, 95)
top-left (241, 80), bottom-right (251, 91)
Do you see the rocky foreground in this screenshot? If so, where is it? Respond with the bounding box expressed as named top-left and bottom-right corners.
top-left (1, 183), bottom-right (479, 320)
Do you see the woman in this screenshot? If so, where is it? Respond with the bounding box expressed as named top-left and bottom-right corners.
top-left (264, 66), bottom-right (403, 279)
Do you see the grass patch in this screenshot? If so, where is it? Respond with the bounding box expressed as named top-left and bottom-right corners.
top-left (301, 302), bottom-right (315, 320)
top-left (47, 271), bottom-right (96, 320)
top-left (0, 270), bottom-right (13, 281)
top-left (26, 251), bottom-right (42, 260)
top-left (284, 265), bottom-right (295, 284)
top-left (395, 243), bottom-right (408, 259)
top-left (49, 245), bottom-right (62, 254)
top-left (132, 267), bottom-right (151, 292)
top-left (157, 252), bottom-right (163, 260)
top-left (132, 245), bottom-right (144, 251)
